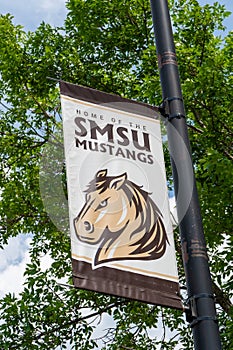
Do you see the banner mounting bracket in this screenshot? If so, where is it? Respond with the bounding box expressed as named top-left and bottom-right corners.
top-left (159, 97), bottom-right (185, 121)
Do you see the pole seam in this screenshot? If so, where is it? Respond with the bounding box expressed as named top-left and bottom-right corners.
top-left (190, 316), bottom-right (218, 328)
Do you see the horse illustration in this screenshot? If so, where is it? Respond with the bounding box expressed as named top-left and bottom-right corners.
top-left (74, 169), bottom-right (169, 267)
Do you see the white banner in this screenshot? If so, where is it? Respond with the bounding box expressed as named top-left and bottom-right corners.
top-left (60, 82), bottom-right (181, 309)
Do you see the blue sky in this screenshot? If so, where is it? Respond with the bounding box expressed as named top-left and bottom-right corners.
top-left (0, 0), bottom-right (232, 32)
top-left (201, 0), bottom-right (233, 31)
top-left (0, 0), bottom-right (68, 30)
top-left (0, 0), bottom-right (232, 347)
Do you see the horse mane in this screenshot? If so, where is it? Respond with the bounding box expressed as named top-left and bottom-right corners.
top-left (85, 170), bottom-right (169, 267)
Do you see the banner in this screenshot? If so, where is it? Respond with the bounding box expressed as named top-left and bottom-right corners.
top-left (60, 81), bottom-right (182, 309)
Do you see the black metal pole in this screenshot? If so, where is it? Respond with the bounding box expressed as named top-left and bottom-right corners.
top-left (149, 1), bottom-right (222, 349)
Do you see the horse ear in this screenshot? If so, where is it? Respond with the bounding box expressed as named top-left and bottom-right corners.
top-left (96, 169), bottom-right (107, 178)
top-left (109, 173), bottom-right (127, 190)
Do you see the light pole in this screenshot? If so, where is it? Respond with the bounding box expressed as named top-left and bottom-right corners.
top-left (149, 0), bottom-right (222, 348)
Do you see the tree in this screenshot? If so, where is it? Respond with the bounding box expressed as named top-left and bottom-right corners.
top-left (0, 0), bottom-right (232, 349)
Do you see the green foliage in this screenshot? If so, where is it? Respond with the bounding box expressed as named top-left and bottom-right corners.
top-left (0, 1), bottom-right (232, 349)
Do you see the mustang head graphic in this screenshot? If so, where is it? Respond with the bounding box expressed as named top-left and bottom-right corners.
top-left (74, 169), bottom-right (169, 267)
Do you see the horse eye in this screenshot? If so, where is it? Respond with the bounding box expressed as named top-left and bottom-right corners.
top-left (100, 199), bottom-right (108, 207)
top-left (97, 199), bottom-right (108, 210)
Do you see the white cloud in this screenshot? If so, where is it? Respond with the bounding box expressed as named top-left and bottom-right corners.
top-left (0, 234), bottom-right (32, 272)
top-left (0, 235), bottom-right (32, 298)
top-left (0, 235), bottom-right (66, 298)
top-left (38, 0), bottom-right (66, 12)
top-left (36, 0), bottom-right (68, 26)
top-left (1, 0), bottom-right (67, 31)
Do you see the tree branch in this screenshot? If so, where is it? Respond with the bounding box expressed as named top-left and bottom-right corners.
top-left (212, 282), bottom-right (233, 315)
top-left (30, 300), bottom-right (128, 343)
top-left (187, 123), bottom-right (204, 134)
top-left (23, 82), bottom-right (52, 121)
top-left (222, 149), bottom-right (233, 161)
top-left (190, 107), bottom-right (205, 129)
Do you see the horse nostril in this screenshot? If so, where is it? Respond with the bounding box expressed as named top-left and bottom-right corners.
top-left (84, 221), bottom-right (93, 233)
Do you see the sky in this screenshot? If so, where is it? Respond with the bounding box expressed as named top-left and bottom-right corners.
top-left (0, 0), bottom-right (232, 348)
top-left (202, 0), bottom-right (233, 31)
top-left (0, 0), bottom-right (232, 31)
top-left (0, 0), bottom-right (68, 30)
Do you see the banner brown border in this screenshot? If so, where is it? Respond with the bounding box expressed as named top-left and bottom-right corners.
top-left (72, 259), bottom-right (183, 310)
top-left (60, 81), bottom-right (160, 119)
